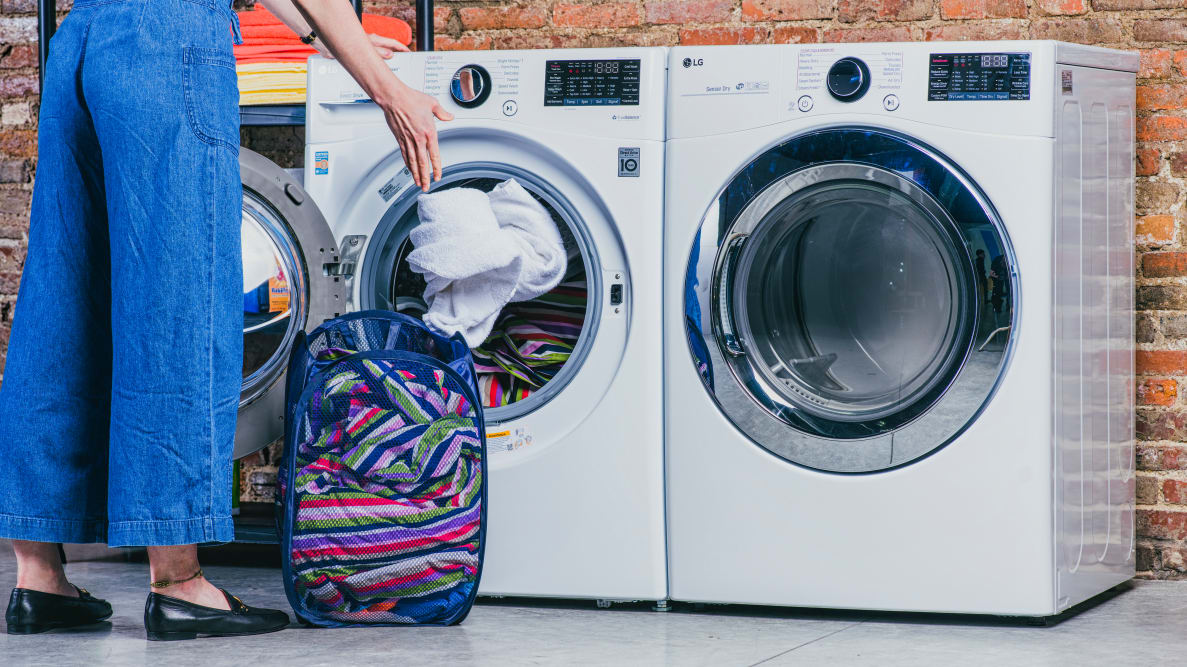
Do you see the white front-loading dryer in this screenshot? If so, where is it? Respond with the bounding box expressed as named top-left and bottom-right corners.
top-left (300, 48), bottom-right (668, 601)
top-left (665, 41), bottom-right (1137, 616)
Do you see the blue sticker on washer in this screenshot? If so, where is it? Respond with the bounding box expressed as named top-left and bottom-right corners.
top-left (314, 151), bottom-right (329, 175)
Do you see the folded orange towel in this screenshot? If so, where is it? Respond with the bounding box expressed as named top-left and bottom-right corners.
top-left (234, 6), bottom-right (412, 54)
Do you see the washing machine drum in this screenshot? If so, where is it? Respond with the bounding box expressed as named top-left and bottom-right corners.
top-left (236, 149), bottom-right (344, 459)
top-left (686, 128), bottom-right (1016, 473)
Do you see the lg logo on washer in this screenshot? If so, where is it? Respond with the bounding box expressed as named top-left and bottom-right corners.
top-left (683, 57), bottom-right (704, 68)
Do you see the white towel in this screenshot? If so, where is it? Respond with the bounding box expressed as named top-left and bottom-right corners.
top-left (488, 178), bottom-right (568, 303)
top-left (406, 188), bottom-right (523, 347)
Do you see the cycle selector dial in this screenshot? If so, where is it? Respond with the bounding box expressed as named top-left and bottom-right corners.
top-left (451, 64), bottom-right (492, 108)
top-left (826, 57), bottom-right (871, 102)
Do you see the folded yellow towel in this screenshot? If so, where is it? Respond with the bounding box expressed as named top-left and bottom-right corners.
top-left (237, 62), bottom-right (307, 106)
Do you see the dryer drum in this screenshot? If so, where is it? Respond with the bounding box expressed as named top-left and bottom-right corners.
top-left (688, 128), bottom-right (1017, 473)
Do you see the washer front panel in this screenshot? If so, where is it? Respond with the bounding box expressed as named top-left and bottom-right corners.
top-left (685, 127), bottom-right (1017, 473)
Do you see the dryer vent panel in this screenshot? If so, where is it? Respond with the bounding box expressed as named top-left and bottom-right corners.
top-left (1054, 63), bottom-right (1136, 611)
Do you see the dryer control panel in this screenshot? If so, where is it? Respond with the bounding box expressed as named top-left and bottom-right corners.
top-left (927, 52), bottom-right (1031, 101)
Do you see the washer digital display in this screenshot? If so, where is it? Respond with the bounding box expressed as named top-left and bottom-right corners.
top-left (928, 52), bottom-right (1030, 101)
top-left (545, 59), bottom-right (641, 106)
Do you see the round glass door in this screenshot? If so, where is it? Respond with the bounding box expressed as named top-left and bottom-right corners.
top-left (235, 149), bottom-right (343, 459)
top-left (688, 128), bottom-right (1016, 473)
top-left (359, 164), bottom-right (601, 423)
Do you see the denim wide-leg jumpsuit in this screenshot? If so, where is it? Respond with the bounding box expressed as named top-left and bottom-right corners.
top-left (0, 0), bottom-right (244, 546)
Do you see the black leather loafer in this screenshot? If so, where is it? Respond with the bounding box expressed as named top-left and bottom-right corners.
top-left (144, 589), bottom-right (289, 641)
top-left (6, 586), bottom-right (113, 634)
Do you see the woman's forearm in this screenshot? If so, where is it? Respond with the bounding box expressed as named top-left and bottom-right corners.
top-left (289, 0), bottom-right (409, 106)
top-left (253, 0), bottom-right (314, 40)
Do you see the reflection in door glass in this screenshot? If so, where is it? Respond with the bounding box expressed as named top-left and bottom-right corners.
top-left (241, 211), bottom-right (294, 381)
top-left (739, 182), bottom-right (966, 422)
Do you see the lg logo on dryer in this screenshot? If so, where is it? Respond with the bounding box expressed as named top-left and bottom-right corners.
top-left (683, 57), bottom-right (704, 68)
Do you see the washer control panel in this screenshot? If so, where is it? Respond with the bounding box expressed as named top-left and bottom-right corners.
top-left (927, 52), bottom-right (1031, 101)
top-left (545, 58), bottom-right (641, 106)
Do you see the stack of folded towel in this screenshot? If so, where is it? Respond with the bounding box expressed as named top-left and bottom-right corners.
top-left (234, 6), bottom-right (412, 105)
top-left (407, 179), bottom-right (569, 349)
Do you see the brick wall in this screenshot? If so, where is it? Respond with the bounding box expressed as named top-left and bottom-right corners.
top-left (3, 0), bottom-right (1187, 577)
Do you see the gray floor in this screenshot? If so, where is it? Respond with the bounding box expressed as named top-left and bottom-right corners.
top-left (0, 544), bottom-right (1183, 666)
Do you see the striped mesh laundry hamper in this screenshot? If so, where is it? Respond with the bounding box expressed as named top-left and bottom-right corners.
top-left (278, 310), bottom-right (486, 626)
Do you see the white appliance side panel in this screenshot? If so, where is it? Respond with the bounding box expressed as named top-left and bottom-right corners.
top-left (664, 123), bottom-right (1060, 615)
top-left (1053, 64), bottom-right (1136, 612)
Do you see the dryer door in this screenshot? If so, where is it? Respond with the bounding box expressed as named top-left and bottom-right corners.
top-left (236, 148), bottom-right (345, 459)
top-left (686, 127), bottom-right (1016, 473)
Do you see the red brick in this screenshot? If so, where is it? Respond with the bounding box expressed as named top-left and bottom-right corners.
top-left (1136, 19), bottom-right (1187, 44)
top-left (435, 34), bottom-right (493, 51)
top-left (584, 30), bottom-right (680, 47)
top-left (1173, 51), bottom-right (1187, 77)
top-left (2, 0), bottom-right (36, 13)
top-left (924, 20), bottom-right (1025, 41)
top-left (1138, 115), bottom-right (1187, 142)
top-left (838, 0), bottom-right (931, 22)
top-left (1137, 214), bottom-right (1176, 245)
top-left (0, 44), bottom-right (35, 70)
top-left (645, 0), bottom-right (734, 24)
top-left (822, 25), bottom-right (913, 43)
top-left (741, 0), bottom-right (835, 21)
top-left (0, 74), bottom-right (34, 100)
top-left (772, 26), bottom-right (818, 43)
top-left (554, 3), bottom-right (642, 29)
top-left (1139, 84), bottom-right (1187, 111)
top-left (1139, 474), bottom-right (1162, 504)
top-left (1095, 0), bottom-right (1187, 8)
top-left (1139, 509), bottom-right (1187, 540)
top-left (458, 5), bottom-right (547, 31)
top-left (679, 27), bottom-right (770, 45)
top-left (1145, 252), bottom-right (1187, 277)
top-left (1139, 378), bottom-right (1179, 406)
top-left (492, 33), bottom-right (572, 50)
top-left (1138, 148), bottom-right (1162, 176)
top-left (1139, 443), bottom-right (1187, 470)
top-left (940, 0), bottom-right (1026, 18)
top-left (0, 129), bottom-right (35, 159)
top-left (1037, 0), bottom-right (1090, 13)
top-left (1141, 49), bottom-right (1174, 79)
top-left (1031, 17), bottom-right (1124, 43)
top-left (1165, 479), bottom-right (1187, 504)
top-left (1138, 350), bottom-right (1187, 375)
top-left (1139, 408), bottom-right (1187, 441)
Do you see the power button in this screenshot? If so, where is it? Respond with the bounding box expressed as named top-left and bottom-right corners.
top-left (796, 95), bottom-right (814, 112)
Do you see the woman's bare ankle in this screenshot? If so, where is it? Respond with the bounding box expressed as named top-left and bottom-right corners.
top-left (12, 540), bottom-right (76, 597)
top-left (146, 544), bottom-right (230, 610)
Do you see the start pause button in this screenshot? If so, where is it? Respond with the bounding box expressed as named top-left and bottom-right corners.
top-left (618, 147), bottom-right (640, 177)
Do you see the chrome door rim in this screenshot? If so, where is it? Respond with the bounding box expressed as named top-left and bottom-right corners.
top-left (684, 127), bottom-right (1018, 473)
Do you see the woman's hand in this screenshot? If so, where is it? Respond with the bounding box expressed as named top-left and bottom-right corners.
top-left (316, 33), bottom-right (409, 60)
top-left (378, 83), bottom-right (454, 191)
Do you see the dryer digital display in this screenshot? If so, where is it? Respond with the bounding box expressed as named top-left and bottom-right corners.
top-left (544, 59), bottom-right (641, 106)
top-left (928, 52), bottom-right (1030, 101)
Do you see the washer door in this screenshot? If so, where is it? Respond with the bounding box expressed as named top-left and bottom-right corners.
top-left (686, 128), bottom-right (1016, 473)
top-left (236, 148), bottom-right (345, 459)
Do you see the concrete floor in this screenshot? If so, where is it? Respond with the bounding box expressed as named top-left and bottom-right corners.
top-left (0, 543), bottom-right (1183, 666)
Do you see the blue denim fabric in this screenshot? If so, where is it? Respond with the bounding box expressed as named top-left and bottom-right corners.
top-left (0, 0), bottom-right (244, 546)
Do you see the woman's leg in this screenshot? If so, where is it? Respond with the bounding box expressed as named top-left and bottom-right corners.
top-left (12, 542), bottom-right (72, 597)
top-left (146, 546), bottom-right (229, 610)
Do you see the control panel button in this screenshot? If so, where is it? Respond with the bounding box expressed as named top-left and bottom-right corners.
top-left (450, 64), bottom-right (492, 108)
top-left (796, 95), bottom-right (814, 112)
top-left (502, 99), bottom-right (518, 116)
top-left (882, 94), bottom-right (900, 112)
top-left (826, 57), bottom-right (871, 102)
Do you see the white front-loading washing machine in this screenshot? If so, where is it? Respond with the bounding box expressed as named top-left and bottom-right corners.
top-left (665, 41), bottom-right (1137, 616)
top-left (288, 48), bottom-right (668, 602)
